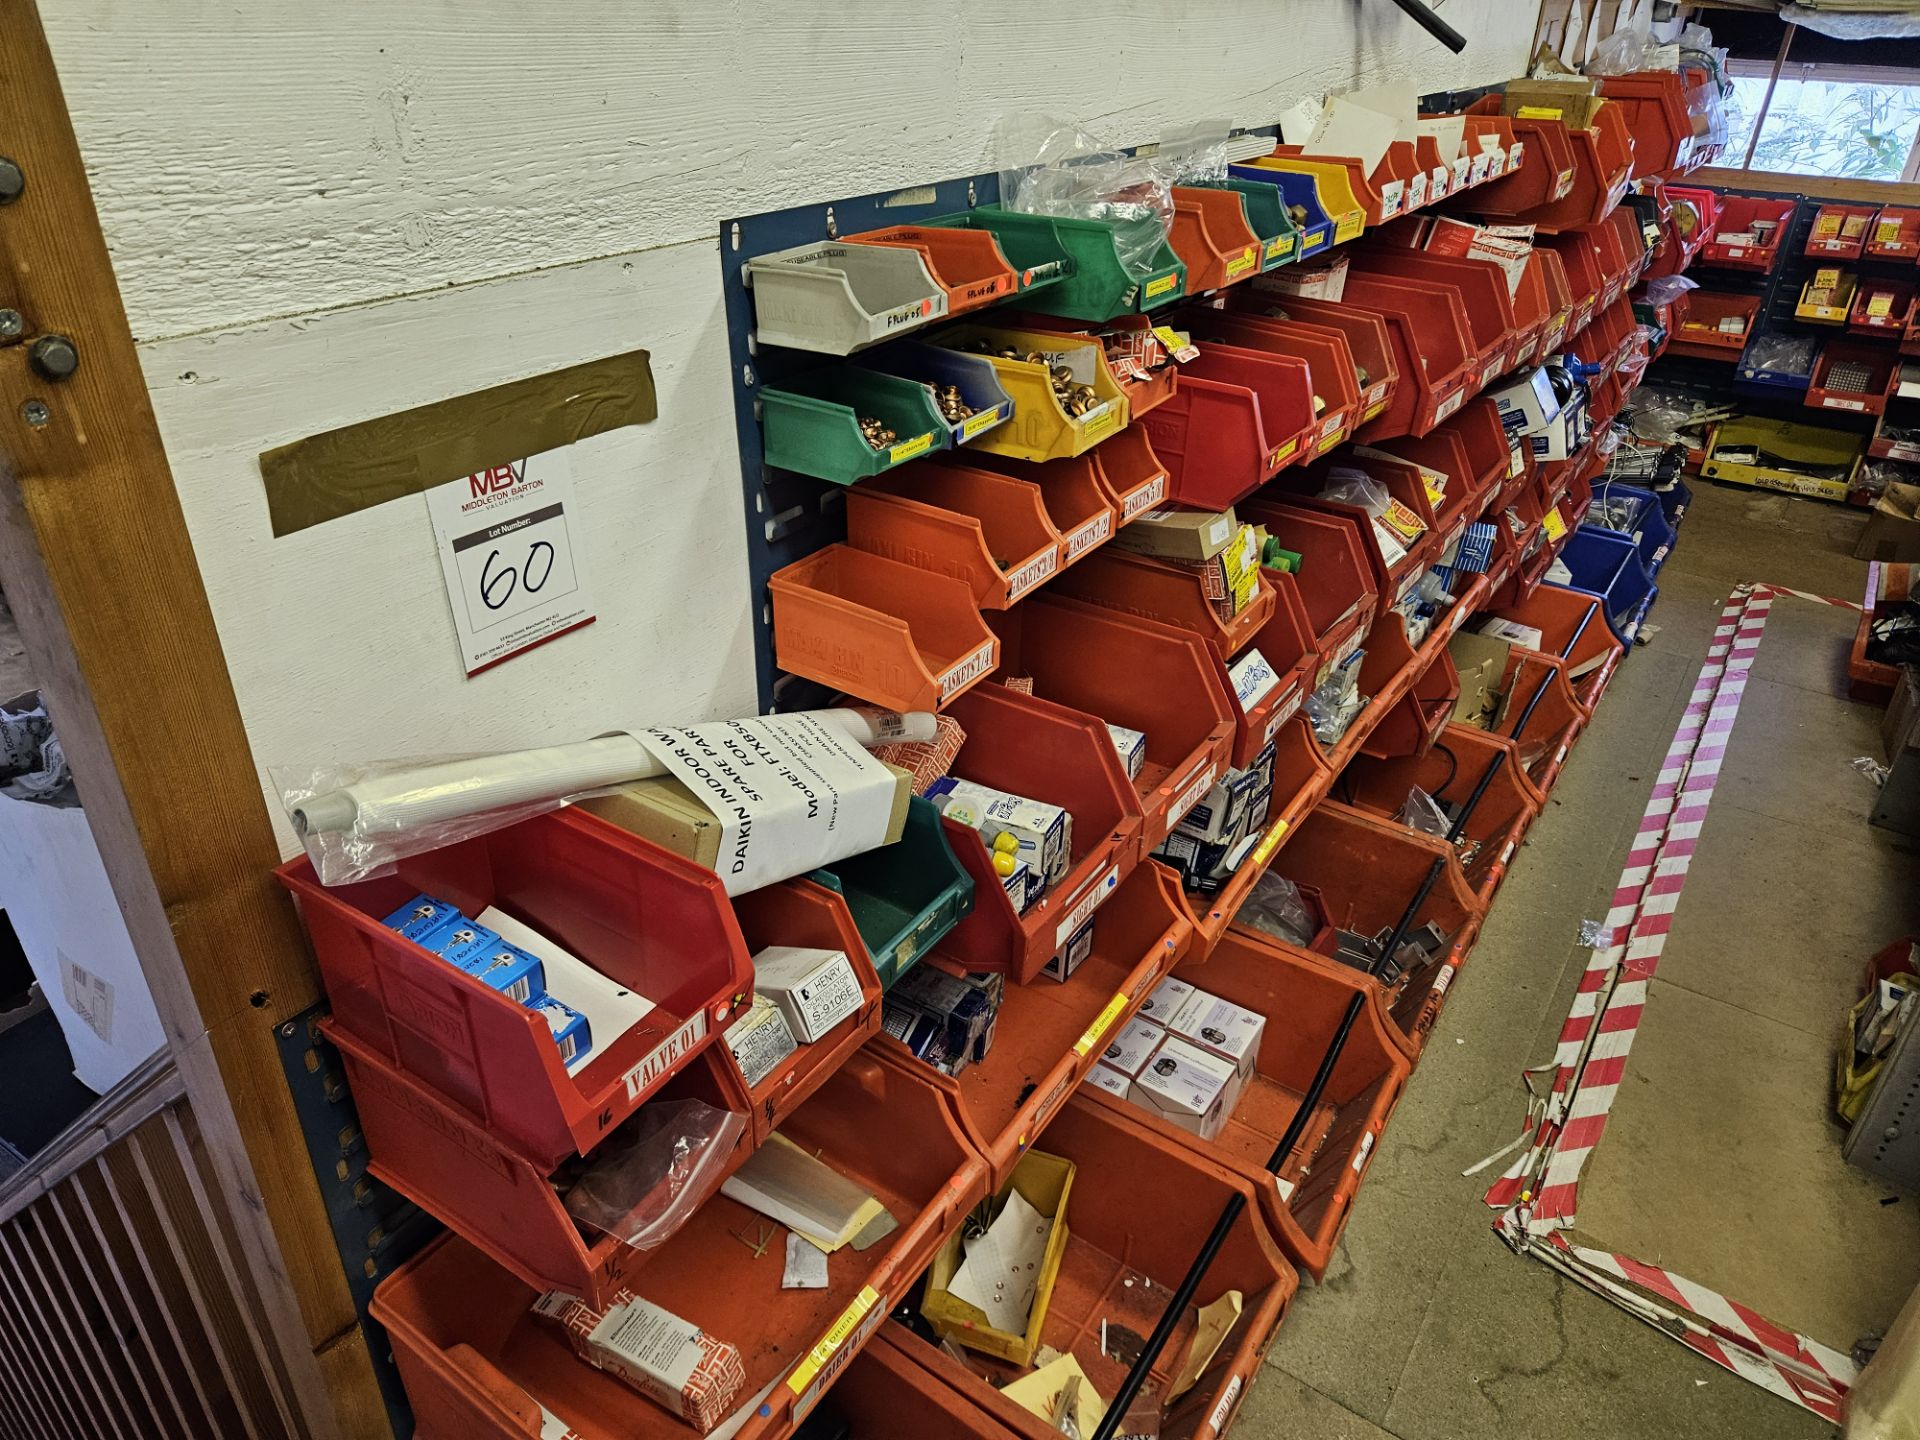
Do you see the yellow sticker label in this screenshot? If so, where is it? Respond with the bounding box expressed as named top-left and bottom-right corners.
top-left (889, 432), bottom-right (935, 464)
top-left (1251, 817), bottom-right (1290, 868)
top-left (1518, 104), bottom-right (1564, 120)
top-left (1265, 234), bottom-right (1294, 262)
top-left (1315, 429), bottom-right (1345, 454)
top-left (1073, 992), bottom-right (1132, 1057)
top-left (1301, 230), bottom-right (1326, 252)
top-left (789, 1287), bottom-right (882, 1396)
top-left (958, 410), bottom-right (1001, 442)
top-left (1542, 507), bottom-right (1567, 541)
top-left (1225, 248), bottom-right (1259, 279)
top-left (1145, 272), bottom-right (1182, 300)
top-left (1271, 437), bottom-right (1298, 467)
top-left (1332, 211), bottom-right (1365, 244)
top-left (1079, 404), bottom-right (1122, 443)
top-left (1363, 398), bottom-right (1388, 420)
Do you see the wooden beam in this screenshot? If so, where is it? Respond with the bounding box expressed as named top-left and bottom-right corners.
top-left (1695, 166), bottom-right (1920, 207)
top-left (0, 6), bottom-right (384, 1437)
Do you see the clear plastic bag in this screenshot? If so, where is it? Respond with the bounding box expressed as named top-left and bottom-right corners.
top-left (1640, 274), bottom-right (1698, 307)
top-left (1857, 459), bottom-right (1916, 500)
top-left (564, 1100), bottom-right (746, 1250)
top-left (1585, 23), bottom-right (1655, 76)
top-left (1159, 121), bottom-right (1234, 186)
top-left (0, 693), bottom-right (75, 806)
top-left (1395, 787), bottom-right (1450, 839)
top-left (996, 115), bottom-right (1176, 282)
top-left (1238, 872), bottom-right (1318, 946)
top-left (1319, 467), bottom-right (1389, 515)
top-left (1742, 331), bottom-right (1817, 379)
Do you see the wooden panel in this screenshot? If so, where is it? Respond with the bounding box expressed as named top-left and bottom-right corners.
top-left (0, 9), bottom-right (380, 1436)
top-left (1696, 166), bottom-right (1920, 207)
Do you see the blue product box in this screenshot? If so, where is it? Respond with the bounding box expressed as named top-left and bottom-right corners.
top-left (529, 994), bottom-right (591, 1066)
top-left (382, 893), bottom-right (464, 943)
top-left (463, 940), bottom-right (545, 1005)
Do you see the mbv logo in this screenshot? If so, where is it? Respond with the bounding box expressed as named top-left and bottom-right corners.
top-left (468, 459), bottom-right (527, 500)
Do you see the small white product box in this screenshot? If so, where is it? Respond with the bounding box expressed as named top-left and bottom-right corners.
top-left (1131, 1035), bottom-right (1242, 1141)
top-left (1166, 988), bottom-right (1267, 1085)
top-left (723, 997), bottom-right (798, 1088)
top-left (750, 945), bottom-right (863, 1043)
top-left (1043, 917), bottom-right (1095, 983)
top-left (1106, 722), bottom-right (1147, 779)
top-left (1480, 617), bottom-right (1545, 650)
top-left (1137, 976), bottom-right (1195, 1024)
top-left (1099, 1018), bottom-right (1166, 1078)
top-left (1229, 648), bottom-right (1282, 715)
top-left (1489, 367), bottom-right (1562, 436)
top-left (926, 777), bottom-right (1072, 884)
top-left (1083, 1063), bottom-right (1133, 1099)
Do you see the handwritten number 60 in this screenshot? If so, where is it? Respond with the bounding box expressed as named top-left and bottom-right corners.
top-left (478, 541), bottom-right (557, 611)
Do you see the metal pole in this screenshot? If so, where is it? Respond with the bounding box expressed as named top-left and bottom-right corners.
top-left (1382, 0), bottom-right (1467, 54)
top-left (1509, 602), bottom-right (1598, 742)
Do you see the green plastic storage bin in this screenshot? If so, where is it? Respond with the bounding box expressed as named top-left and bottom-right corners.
top-left (810, 796), bottom-right (974, 988)
top-left (956, 207), bottom-right (1186, 321)
top-left (761, 370), bottom-right (949, 484)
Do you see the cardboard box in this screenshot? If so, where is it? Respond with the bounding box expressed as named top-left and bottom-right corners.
top-left (926, 776), bottom-right (1071, 884)
top-left (1229, 648), bottom-right (1283, 715)
top-left (1480, 617), bottom-right (1544, 650)
top-left (1138, 975), bottom-right (1195, 1025)
top-left (723, 997), bottom-right (797, 1088)
top-left (1043, 917), bottom-right (1095, 983)
top-left (529, 994), bottom-right (591, 1065)
top-left (1449, 631), bottom-right (1512, 727)
top-left (1501, 77), bottom-right (1603, 131)
top-left (1111, 505), bottom-right (1239, 561)
top-left (1131, 1034), bottom-right (1242, 1141)
top-left (1082, 1064), bottom-right (1132, 1099)
top-left (1166, 988), bottom-right (1267, 1085)
top-left (1855, 483), bottom-right (1920, 564)
top-left (1105, 722), bottom-right (1147, 779)
top-left (1489, 367), bottom-right (1562, 436)
top-left (585, 762), bottom-right (912, 874)
top-left (751, 945), bottom-right (863, 1042)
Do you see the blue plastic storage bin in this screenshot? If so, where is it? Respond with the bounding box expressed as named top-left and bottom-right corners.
top-left (1550, 527), bottom-right (1658, 648)
top-left (1582, 480), bottom-right (1677, 576)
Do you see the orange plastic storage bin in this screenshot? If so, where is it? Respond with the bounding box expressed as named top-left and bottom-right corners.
top-left (1050, 544), bottom-right (1279, 664)
top-left (1700, 195), bottom-right (1794, 271)
top-left (1088, 424), bottom-right (1171, 523)
top-left (1498, 647), bottom-right (1588, 795)
top-left (874, 860), bottom-right (1192, 1186)
top-left (1135, 342), bottom-right (1318, 508)
top-left (933, 683), bottom-right (1145, 983)
top-left (951, 449), bottom-right (1122, 566)
top-left (769, 544), bottom-right (998, 712)
top-left (1238, 289), bottom-right (1399, 426)
top-left (276, 809), bottom-right (754, 1172)
top-left (326, 1030), bottom-right (749, 1306)
top-left (1179, 307), bottom-right (1362, 457)
top-left (847, 461), bottom-right (1067, 609)
top-left (1169, 186), bottom-right (1265, 292)
top-left (1805, 203), bottom-right (1879, 261)
top-left (1358, 627), bottom-right (1461, 760)
top-left (370, 1052), bottom-right (988, 1440)
top-left (992, 595), bottom-right (1236, 855)
top-left (1444, 397), bottom-right (1517, 500)
top-left (1505, 248), bottom-right (1554, 369)
top-left (891, 1091), bottom-right (1297, 1439)
top-left (1532, 246), bottom-right (1576, 356)
top-left (1481, 584), bottom-right (1623, 717)
top-left (1241, 499), bottom-right (1380, 651)
top-left (1334, 722), bottom-right (1540, 906)
top-left (1869, 206), bottom-right (1920, 260)
top-left (1665, 290), bottom-right (1757, 361)
top-left (1523, 101), bottom-right (1634, 233)
top-left (852, 224), bottom-right (1021, 314)
top-left (833, 1328), bottom-right (1028, 1439)
top-left (1457, 108), bottom-right (1575, 218)
top-left (1600, 70), bottom-right (1701, 179)
top-left (1537, 228), bottom-right (1606, 339)
top-left (1261, 799), bottom-right (1484, 1061)
top-left (1090, 924), bottom-right (1411, 1278)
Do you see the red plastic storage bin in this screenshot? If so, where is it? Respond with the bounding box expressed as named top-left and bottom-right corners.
top-left (1135, 342), bottom-right (1317, 508)
top-left (1505, 248), bottom-right (1554, 369)
top-left (1647, 184), bottom-right (1718, 279)
top-left (1169, 185), bottom-right (1265, 292)
top-left (992, 595), bottom-right (1236, 855)
top-left (1089, 424), bottom-right (1171, 524)
top-left (933, 682), bottom-right (1144, 982)
top-left (822, 1329), bottom-right (1029, 1439)
top-left (1260, 799), bottom-right (1484, 1061)
top-left (1532, 246), bottom-right (1576, 357)
top-left (1050, 545), bottom-right (1278, 664)
top-left (1537, 229), bottom-right (1607, 340)
top-left (1666, 291), bottom-right (1758, 360)
top-left (277, 809), bottom-right (754, 1171)
top-left (370, 1052), bottom-right (988, 1440)
top-left (1808, 339), bottom-right (1896, 416)
top-left (1850, 278), bottom-right (1917, 336)
top-left (1333, 722), bottom-right (1540, 906)
top-left (1366, 427), bottom-right (1484, 554)
top-left (1337, 277), bottom-right (1476, 441)
top-left (1359, 630), bottom-right (1461, 760)
top-left (1700, 195), bottom-right (1794, 271)
top-left (1600, 70), bottom-right (1702, 179)
top-left (1237, 290), bottom-right (1399, 426)
top-left (730, 878), bottom-right (885, 1140)
top-left (893, 1092), bottom-right (1297, 1438)
top-left (951, 449), bottom-right (1122, 567)
top-left (1348, 246), bottom-right (1519, 384)
top-left (874, 860), bottom-right (1192, 1186)
top-left (1456, 107), bottom-right (1572, 218)
top-left (769, 544), bottom-right (999, 712)
top-left (327, 1030), bottom-right (749, 1305)
top-left (1269, 451), bottom-right (1443, 601)
top-left (1241, 498), bottom-right (1380, 651)
top-left (1869, 206), bottom-right (1920, 260)
top-left (1480, 585), bottom-right (1623, 718)
top-left (1089, 924), bottom-right (1410, 1279)
top-left (1443, 397), bottom-right (1516, 500)
top-left (1497, 648), bottom-right (1587, 795)
top-left (1180, 307), bottom-right (1363, 457)
top-left (1806, 203), bottom-right (1879, 260)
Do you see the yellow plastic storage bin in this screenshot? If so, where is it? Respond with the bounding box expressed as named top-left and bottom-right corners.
top-left (941, 324), bottom-right (1131, 462)
top-left (1242, 157), bottom-right (1368, 245)
top-left (1701, 416), bottom-right (1863, 503)
top-left (920, 1148), bottom-right (1074, 1365)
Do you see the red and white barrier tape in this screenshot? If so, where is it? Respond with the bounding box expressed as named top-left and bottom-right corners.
top-left (1479, 582), bottom-right (1866, 1418)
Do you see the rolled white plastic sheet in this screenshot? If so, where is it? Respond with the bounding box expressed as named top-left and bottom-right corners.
top-left (280, 707), bottom-right (937, 887)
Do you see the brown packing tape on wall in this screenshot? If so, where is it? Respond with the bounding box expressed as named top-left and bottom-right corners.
top-left (258, 349), bottom-right (657, 536)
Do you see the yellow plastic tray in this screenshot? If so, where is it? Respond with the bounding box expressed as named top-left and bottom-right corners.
top-left (1701, 416), bottom-right (1862, 503)
top-left (920, 1148), bottom-right (1075, 1365)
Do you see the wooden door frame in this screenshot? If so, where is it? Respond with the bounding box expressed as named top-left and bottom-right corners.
top-left (0, 7), bottom-right (387, 1437)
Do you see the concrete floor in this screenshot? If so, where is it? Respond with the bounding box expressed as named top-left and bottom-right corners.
top-left (1237, 481), bottom-right (1920, 1440)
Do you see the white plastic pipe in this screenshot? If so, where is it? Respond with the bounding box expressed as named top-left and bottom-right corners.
top-left (290, 707), bottom-right (935, 838)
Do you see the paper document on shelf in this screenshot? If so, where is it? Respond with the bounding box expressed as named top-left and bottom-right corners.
top-left (1001, 1355), bottom-right (1106, 1436)
top-left (1278, 97), bottom-right (1327, 147)
top-left (633, 712), bottom-right (897, 896)
top-left (949, 1188), bottom-right (1053, 1335)
top-left (1415, 116), bottom-right (1466, 162)
top-left (721, 1134), bottom-right (888, 1252)
top-left (1307, 96), bottom-right (1399, 173)
top-left (479, 905), bottom-right (657, 1075)
top-left (1342, 81), bottom-right (1421, 140)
